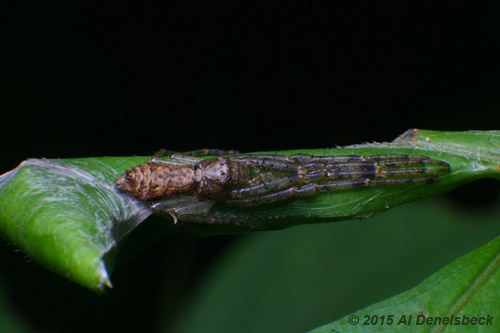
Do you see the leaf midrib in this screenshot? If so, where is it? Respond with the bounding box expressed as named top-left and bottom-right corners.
top-left (432, 250), bottom-right (500, 332)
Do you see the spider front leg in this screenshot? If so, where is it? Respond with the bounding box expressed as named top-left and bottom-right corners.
top-left (151, 149), bottom-right (239, 165)
top-left (154, 148), bottom-right (239, 159)
top-left (151, 197), bottom-right (252, 226)
top-left (151, 197), bottom-right (214, 224)
top-left (224, 175), bottom-right (439, 207)
top-left (175, 148), bottom-right (239, 157)
top-left (149, 155), bottom-right (203, 166)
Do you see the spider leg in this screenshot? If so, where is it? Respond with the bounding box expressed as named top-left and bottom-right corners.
top-left (152, 148), bottom-right (177, 158)
top-left (232, 154), bottom-right (292, 161)
top-left (168, 149), bottom-right (240, 164)
top-left (233, 153), bottom-right (410, 164)
top-left (225, 175), bottom-right (437, 207)
top-left (178, 149), bottom-right (239, 156)
top-left (364, 154), bottom-right (432, 161)
top-left (171, 213), bottom-right (253, 226)
top-left (232, 174), bottom-right (303, 198)
top-left (231, 154), bottom-right (448, 173)
top-left (151, 197), bottom-right (214, 224)
top-left (370, 157), bottom-right (450, 176)
top-left (302, 160), bottom-right (450, 181)
top-left (154, 148), bottom-right (239, 158)
top-left (150, 153), bottom-right (216, 165)
top-left (290, 153), bottom-right (370, 163)
top-left (229, 164), bottom-right (377, 203)
top-left (151, 197), bottom-right (253, 227)
top-left (233, 153), bottom-right (371, 163)
top-left (375, 158), bottom-right (449, 167)
top-left (151, 149), bottom-right (239, 164)
top-left (168, 154), bottom-right (204, 164)
top-left (288, 153), bottom-right (438, 164)
top-left (231, 156), bottom-right (449, 200)
top-left (231, 156), bottom-right (299, 172)
top-left (148, 156), bottom-right (198, 165)
top-left (377, 167), bottom-right (450, 176)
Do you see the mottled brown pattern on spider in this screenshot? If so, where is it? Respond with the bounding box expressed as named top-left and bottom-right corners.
top-left (115, 157), bottom-right (252, 201)
top-left (115, 151), bottom-right (450, 224)
top-left (115, 162), bottom-right (195, 200)
top-left (116, 153), bottom-right (450, 204)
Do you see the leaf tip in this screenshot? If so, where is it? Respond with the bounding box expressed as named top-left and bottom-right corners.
top-left (92, 263), bottom-right (113, 293)
top-left (103, 278), bottom-right (113, 289)
top-left (392, 128), bottom-right (420, 143)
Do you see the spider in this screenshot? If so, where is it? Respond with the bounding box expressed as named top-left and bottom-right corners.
top-left (115, 150), bottom-right (450, 224)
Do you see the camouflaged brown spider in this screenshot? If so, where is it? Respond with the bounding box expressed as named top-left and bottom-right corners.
top-left (115, 150), bottom-right (450, 223)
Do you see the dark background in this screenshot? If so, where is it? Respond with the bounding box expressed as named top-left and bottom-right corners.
top-left (1, 1), bottom-right (499, 332)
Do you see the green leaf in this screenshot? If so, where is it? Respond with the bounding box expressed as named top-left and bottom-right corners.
top-left (165, 200), bottom-right (500, 333)
top-left (0, 157), bottom-right (151, 292)
top-left (0, 129), bottom-right (498, 291)
top-left (311, 234), bottom-right (500, 333)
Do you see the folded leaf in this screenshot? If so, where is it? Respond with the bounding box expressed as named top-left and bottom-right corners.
top-left (0, 129), bottom-right (498, 291)
top-left (0, 157), bottom-right (151, 292)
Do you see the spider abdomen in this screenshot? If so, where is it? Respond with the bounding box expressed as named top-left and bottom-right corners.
top-left (115, 162), bottom-right (196, 200)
